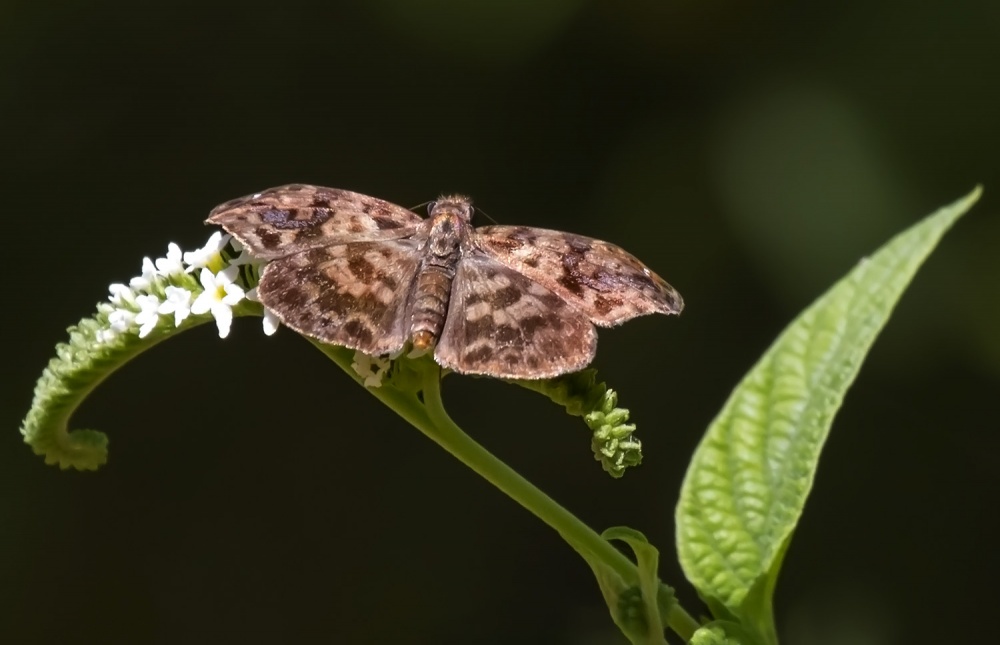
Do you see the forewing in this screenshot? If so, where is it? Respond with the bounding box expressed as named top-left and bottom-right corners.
top-left (472, 225), bottom-right (683, 326)
top-left (258, 240), bottom-right (421, 355)
top-left (435, 255), bottom-right (597, 379)
top-left (207, 184), bottom-right (426, 259)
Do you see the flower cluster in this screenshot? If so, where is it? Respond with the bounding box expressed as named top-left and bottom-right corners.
top-left (96, 232), bottom-right (279, 343)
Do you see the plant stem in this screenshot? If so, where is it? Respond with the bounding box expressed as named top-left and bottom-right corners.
top-left (419, 367), bottom-right (700, 642)
top-left (310, 341), bottom-right (700, 641)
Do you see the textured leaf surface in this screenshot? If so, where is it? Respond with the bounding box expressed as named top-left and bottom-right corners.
top-left (675, 188), bottom-right (980, 632)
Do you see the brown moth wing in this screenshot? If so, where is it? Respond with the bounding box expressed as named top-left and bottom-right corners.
top-left (472, 226), bottom-right (683, 327)
top-left (435, 255), bottom-right (597, 379)
top-left (207, 184), bottom-right (426, 260)
top-left (258, 240), bottom-right (422, 355)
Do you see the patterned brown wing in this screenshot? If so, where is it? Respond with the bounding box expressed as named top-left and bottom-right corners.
top-left (258, 240), bottom-right (422, 355)
top-left (472, 225), bottom-right (683, 327)
top-left (207, 184), bottom-right (426, 260)
top-left (435, 255), bottom-right (597, 379)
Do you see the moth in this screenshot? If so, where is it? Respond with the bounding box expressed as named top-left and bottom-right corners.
top-left (207, 184), bottom-right (683, 379)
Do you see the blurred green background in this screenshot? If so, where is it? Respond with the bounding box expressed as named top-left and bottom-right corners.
top-left (3, 1), bottom-right (998, 643)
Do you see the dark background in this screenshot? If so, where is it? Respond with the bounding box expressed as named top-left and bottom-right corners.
top-left (3, 1), bottom-right (998, 643)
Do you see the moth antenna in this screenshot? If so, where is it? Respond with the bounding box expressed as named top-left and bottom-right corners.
top-left (474, 205), bottom-right (498, 225)
top-left (410, 199), bottom-right (434, 216)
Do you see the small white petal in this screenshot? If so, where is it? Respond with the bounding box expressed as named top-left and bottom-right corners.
top-left (212, 303), bottom-right (234, 338)
top-left (246, 287), bottom-right (280, 336)
top-left (216, 265), bottom-right (240, 285)
top-left (134, 294), bottom-right (162, 338)
top-left (189, 267), bottom-right (242, 337)
top-left (230, 247), bottom-right (263, 267)
top-left (352, 352), bottom-right (375, 379)
top-left (129, 257), bottom-right (158, 291)
top-left (262, 309), bottom-right (280, 336)
top-left (159, 286), bottom-right (193, 326)
top-left (190, 291), bottom-right (212, 315)
top-left (184, 231), bottom-right (230, 271)
top-left (197, 267), bottom-right (215, 292)
top-left (351, 351), bottom-right (390, 388)
top-left (221, 283), bottom-right (245, 306)
top-left (154, 242), bottom-right (186, 277)
top-left (108, 283), bottom-right (137, 307)
top-left (108, 308), bottom-right (136, 332)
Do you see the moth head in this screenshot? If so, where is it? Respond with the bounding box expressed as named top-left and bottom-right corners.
top-left (428, 195), bottom-right (474, 222)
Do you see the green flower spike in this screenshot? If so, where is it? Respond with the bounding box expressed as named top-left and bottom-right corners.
top-left (513, 369), bottom-right (643, 477)
top-left (20, 233), bottom-right (272, 469)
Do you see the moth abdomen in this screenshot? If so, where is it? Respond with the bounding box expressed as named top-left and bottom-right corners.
top-left (408, 266), bottom-right (455, 350)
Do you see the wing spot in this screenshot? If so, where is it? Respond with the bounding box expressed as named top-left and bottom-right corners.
top-left (493, 285), bottom-right (521, 309)
top-left (342, 319), bottom-right (374, 345)
top-left (348, 256), bottom-right (377, 282)
top-left (262, 207), bottom-right (333, 230)
top-left (593, 294), bottom-right (622, 316)
top-left (486, 237), bottom-right (523, 253)
top-left (519, 314), bottom-right (550, 339)
top-left (268, 282), bottom-right (307, 308)
top-left (558, 271), bottom-right (586, 296)
top-left (257, 228), bottom-right (283, 250)
top-left (463, 345), bottom-right (494, 363)
top-left (494, 324), bottom-right (520, 345)
top-left (373, 214), bottom-right (405, 229)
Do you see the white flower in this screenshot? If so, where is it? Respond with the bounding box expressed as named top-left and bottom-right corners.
top-left (246, 286), bottom-right (280, 336)
top-left (129, 258), bottom-right (158, 292)
top-left (95, 327), bottom-right (119, 345)
top-left (184, 231), bottom-right (230, 273)
top-left (108, 283), bottom-right (137, 308)
top-left (352, 351), bottom-right (391, 388)
top-left (154, 242), bottom-right (186, 278)
top-left (134, 294), bottom-right (162, 339)
top-left (191, 266), bottom-right (245, 338)
top-left (108, 308), bottom-right (136, 333)
top-left (158, 286), bottom-right (194, 327)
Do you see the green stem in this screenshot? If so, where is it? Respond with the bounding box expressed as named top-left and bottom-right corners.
top-left (308, 340), bottom-right (700, 641)
top-left (418, 366), bottom-right (700, 642)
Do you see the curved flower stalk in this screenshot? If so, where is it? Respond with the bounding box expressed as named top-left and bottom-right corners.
top-left (20, 234), bottom-right (275, 469)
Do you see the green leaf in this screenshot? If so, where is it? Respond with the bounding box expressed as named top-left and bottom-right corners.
top-left (675, 188), bottom-right (981, 640)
